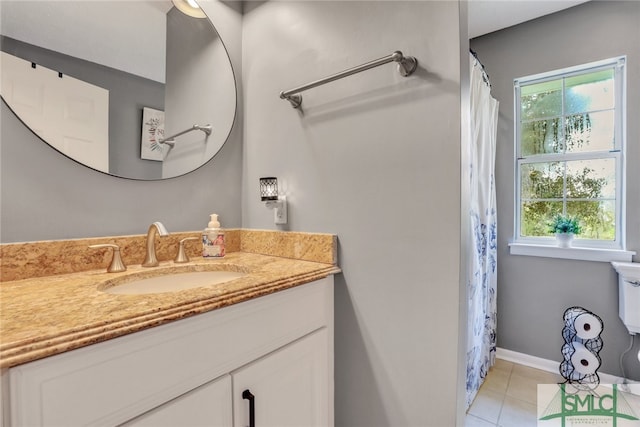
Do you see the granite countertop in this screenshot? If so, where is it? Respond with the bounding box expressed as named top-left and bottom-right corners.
top-left (0, 231), bottom-right (340, 369)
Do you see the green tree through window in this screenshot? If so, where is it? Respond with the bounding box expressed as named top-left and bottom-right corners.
top-left (515, 58), bottom-right (625, 247)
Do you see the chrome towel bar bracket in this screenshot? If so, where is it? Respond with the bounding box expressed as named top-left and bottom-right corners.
top-left (280, 50), bottom-right (418, 109)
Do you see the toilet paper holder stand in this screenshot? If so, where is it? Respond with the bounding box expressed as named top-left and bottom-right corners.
top-left (560, 306), bottom-right (604, 386)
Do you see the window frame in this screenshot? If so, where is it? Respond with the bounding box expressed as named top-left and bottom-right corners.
top-left (511, 56), bottom-right (630, 259)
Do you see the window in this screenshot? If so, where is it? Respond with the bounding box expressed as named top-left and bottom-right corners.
top-left (512, 57), bottom-right (629, 258)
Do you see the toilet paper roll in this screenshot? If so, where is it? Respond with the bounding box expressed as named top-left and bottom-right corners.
top-left (570, 342), bottom-right (601, 375)
top-left (573, 312), bottom-right (603, 340)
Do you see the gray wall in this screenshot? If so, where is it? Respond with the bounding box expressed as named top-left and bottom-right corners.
top-left (163, 8), bottom-right (236, 179)
top-left (242, 2), bottom-right (465, 425)
top-left (0, 0), bottom-right (244, 243)
top-left (471, 0), bottom-right (640, 379)
top-left (0, 36), bottom-right (165, 179)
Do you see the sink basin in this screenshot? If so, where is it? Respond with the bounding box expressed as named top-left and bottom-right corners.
top-left (99, 266), bottom-right (248, 295)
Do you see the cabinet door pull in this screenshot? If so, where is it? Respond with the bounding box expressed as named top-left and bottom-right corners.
top-left (242, 389), bottom-right (255, 427)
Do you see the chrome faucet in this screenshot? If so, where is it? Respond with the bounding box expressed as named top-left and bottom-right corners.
top-left (142, 222), bottom-right (169, 267)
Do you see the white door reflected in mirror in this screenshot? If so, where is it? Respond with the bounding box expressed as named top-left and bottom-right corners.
top-left (1, 52), bottom-right (109, 172)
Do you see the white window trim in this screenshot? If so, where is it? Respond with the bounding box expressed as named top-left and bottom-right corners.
top-left (508, 242), bottom-right (635, 262)
top-left (511, 56), bottom-right (628, 261)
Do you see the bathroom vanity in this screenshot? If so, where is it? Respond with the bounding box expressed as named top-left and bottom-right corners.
top-left (6, 277), bottom-right (332, 426)
top-left (0, 230), bottom-right (338, 426)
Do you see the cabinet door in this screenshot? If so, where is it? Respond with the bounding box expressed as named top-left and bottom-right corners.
top-left (121, 375), bottom-right (232, 427)
top-left (233, 328), bottom-right (329, 427)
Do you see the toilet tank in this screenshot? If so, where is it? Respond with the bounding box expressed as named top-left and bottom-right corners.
top-left (611, 262), bottom-right (640, 335)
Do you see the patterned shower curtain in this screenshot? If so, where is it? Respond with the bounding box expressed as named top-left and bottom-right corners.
top-left (466, 51), bottom-right (499, 409)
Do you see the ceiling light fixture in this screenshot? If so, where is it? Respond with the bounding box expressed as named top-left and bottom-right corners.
top-left (171, 0), bottom-right (207, 18)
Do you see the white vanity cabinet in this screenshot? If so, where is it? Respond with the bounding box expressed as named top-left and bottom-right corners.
top-left (122, 375), bottom-right (233, 427)
top-left (233, 329), bottom-right (329, 427)
top-left (3, 277), bottom-right (334, 427)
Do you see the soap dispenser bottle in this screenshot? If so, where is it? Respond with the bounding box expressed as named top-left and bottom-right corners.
top-left (202, 214), bottom-right (225, 258)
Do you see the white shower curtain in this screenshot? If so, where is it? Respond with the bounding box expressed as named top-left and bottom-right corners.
top-left (466, 51), bottom-right (499, 409)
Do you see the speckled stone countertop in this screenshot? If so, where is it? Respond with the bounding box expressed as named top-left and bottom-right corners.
top-left (0, 230), bottom-right (339, 369)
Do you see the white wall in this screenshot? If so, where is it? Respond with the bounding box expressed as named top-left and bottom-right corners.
top-left (0, 1), bottom-right (168, 83)
top-left (242, 2), bottom-right (465, 425)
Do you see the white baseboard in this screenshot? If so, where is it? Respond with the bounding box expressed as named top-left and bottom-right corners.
top-left (496, 347), bottom-right (631, 385)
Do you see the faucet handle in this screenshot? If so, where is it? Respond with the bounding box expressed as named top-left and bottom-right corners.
top-left (89, 244), bottom-right (127, 273)
top-left (174, 237), bottom-right (199, 263)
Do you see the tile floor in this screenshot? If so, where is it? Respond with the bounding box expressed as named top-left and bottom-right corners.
top-left (465, 359), bottom-right (563, 427)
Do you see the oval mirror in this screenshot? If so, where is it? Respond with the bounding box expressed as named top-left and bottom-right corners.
top-left (0, 0), bottom-right (236, 180)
